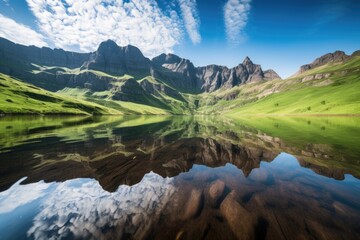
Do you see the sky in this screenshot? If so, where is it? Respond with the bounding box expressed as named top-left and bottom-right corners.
top-left (0, 0), bottom-right (359, 78)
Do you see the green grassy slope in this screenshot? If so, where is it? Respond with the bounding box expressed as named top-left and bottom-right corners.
top-left (198, 56), bottom-right (360, 115)
top-left (32, 64), bottom-right (190, 114)
top-left (1, 53), bottom-right (359, 115)
top-left (56, 87), bottom-right (170, 115)
top-left (0, 73), bottom-right (121, 115)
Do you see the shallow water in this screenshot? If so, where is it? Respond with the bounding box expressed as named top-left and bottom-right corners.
top-left (0, 115), bottom-right (359, 239)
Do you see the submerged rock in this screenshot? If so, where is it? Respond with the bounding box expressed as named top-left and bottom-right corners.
top-left (182, 189), bottom-right (204, 220)
top-left (208, 180), bottom-right (226, 207)
top-left (220, 191), bottom-right (256, 240)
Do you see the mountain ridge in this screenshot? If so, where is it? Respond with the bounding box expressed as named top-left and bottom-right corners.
top-left (0, 37), bottom-right (281, 93)
top-left (0, 37), bottom-right (359, 115)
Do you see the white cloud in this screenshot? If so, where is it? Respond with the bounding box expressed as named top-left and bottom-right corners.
top-left (0, 13), bottom-right (48, 47)
top-left (25, 0), bottom-right (185, 58)
top-left (0, 172), bottom-right (175, 239)
top-left (177, 0), bottom-right (201, 44)
top-left (224, 0), bottom-right (251, 45)
top-left (0, 177), bottom-right (51, 214)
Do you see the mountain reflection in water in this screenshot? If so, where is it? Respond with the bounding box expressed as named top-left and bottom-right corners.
top-left (0, 115), bottom-right (359, 239)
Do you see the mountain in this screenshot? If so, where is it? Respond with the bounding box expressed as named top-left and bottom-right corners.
top-left (0, 37), bottom-right (281, 114)
top-left (82, 40), bottom-right (152, 78)
top-left (203, 50), bottom-right (360, 115)
top-left (152, 53), bottom-right (280, 93)
top-left (0, 37), bottom-right (278, 93)
top-left (293, 51), bottom-right (349, 76)
top-left (0, 73), bottom-right (120, 115)
top-left (0, 37), bottom-right (359, 115)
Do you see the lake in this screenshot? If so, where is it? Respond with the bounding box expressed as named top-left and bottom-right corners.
top-left (0, 115), bottom-right (359, 240)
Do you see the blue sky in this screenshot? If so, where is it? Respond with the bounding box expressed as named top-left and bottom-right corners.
top-left (0, 0), bottom-right (359, 77)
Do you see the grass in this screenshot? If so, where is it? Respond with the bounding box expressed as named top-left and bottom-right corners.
top-left (57, 87), bottom-right (170, 115)
top-left (198, 56), bottom-right (360, 115)
top-left (0, 73), bottom-right (121, 115)
top-left (1, 54), bottom-right (359, 116)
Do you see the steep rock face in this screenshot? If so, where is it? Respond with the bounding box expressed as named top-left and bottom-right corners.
top-left (0, 37), bottom-right (89, 70)
top-left (196, 57), bottom-right (267, 92)
top-left (152, 53), bottom-right (202, 93)
top-left (295, 51), bottom-right (349, 76)
top-left (139, 79), bottom-right (185, 102)
top-left (82, 40), bottom-right (151, 78)
top-left (153, 54), bottom-right (280, 93)
top-left (111, 78), bottom-right (147, 102)
top-left (0, 37), bottom-right (282, 97)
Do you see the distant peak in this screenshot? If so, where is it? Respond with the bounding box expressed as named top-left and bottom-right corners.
top-left (152, 53), bottom-right (182, 65)
top-left (98, 39), bottom-right (119, 50)
top-left (351, 50), bottom-right (360, 57)
top-left (125, 44), bottom-right (138, 50)
top-left (242, 56), bottom-right (253, 65)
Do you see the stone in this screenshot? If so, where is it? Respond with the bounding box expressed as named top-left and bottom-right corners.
top-left (220, 191), bottom-right (255, 240)
top-left (182, 189), bottom-right (204, 220)
top-left (208, 180), bottom-right (225, 207)
top-left (294, 50), bottom-right (349, 76)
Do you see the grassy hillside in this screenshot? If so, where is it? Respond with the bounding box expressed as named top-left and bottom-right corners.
top-left (0, 73), bottom-right (121, 115)
top-left (31, 64), bottom-right (190, 114)
top-left (57, 87), bottom-right (169, 115)
top-left (197, 55), bottom-right (360, 115)
top-left (1, 53), bottom-right (359, 116)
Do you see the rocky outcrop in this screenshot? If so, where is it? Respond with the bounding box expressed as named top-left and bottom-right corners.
top-left (264, 69), bottom-right (282, 80)
top-left (82, 40), bottom-right (151, 78)
top-left (294, 51), bottom-right (349, 76)
top-left (153, 54), bottom-right (280, 93)
top-left (0, 37), bottom-right (89, 70)
top-left (111, 78), bottom-right (147, 103)
top-left (151, 53), bottom-right (202, 93)
top-left (0, 37), bottom-right (282, 96)
top-left (301, 73), bottom-right (331, 82)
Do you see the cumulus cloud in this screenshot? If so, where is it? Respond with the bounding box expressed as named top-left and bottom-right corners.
top-left (0, 172), bottom-right (175, 239)
top-left (0, 13), bottom-right (48, 47)
top-left (25, 0), bottom-right (185, 58)
top-left (224, 0), bottom-right (251, 45)
top-left (0, 177), bottom-right (51, 214)
top-left (177, 0), bottom-right (201, 44)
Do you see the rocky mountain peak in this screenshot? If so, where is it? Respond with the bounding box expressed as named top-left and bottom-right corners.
top-left (83, 40), bottom-right (151, 77)
top-left (264, 69), bottom-right (282, 80)
top-left (152, 53), bottom-right (183, 65)
top-left (97, 39), bottom-right (119, 52)
top-left (294, 50), bottom-right (350, 76)
top-left (124, 44), bottom-right (147, 61)
top-left (242, 56), bottom-right (253, 65)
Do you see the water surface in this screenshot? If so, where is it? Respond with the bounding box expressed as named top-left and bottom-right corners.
top-left (0, 115), bottom-right (359, 239)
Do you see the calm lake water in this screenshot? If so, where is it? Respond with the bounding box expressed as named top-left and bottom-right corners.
top-left (0, 115), bottom-right (359, 240)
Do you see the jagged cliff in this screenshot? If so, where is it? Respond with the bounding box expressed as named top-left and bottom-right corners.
top-left (0, 37), bottom-right (281, 94)
top-left (152, 53), bottom-right (281, 93)
top-left (292, 50), bottom-right (357, 76)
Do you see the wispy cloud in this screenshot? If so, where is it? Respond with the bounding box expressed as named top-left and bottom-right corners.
top-left (0, 13), bottom-right (48, 47)
top-left (224, 0), bottom-right (251, 46)
top-left (177, 0), bottom-right (201, 44)
top-left (25, 0), bottom-right (184, 57)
